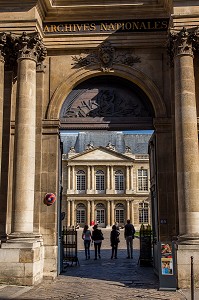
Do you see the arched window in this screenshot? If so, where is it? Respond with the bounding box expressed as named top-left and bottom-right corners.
top-left (76, 170), bottom-right (86, 191)
top-left (138, 168), bottom-right (148, 191)
top-left (139, 202), bottom-right (149, 223)
top-left (115, 203), bottom-right (124, 224)
top-left (115, 170), bottom-right (124, 191)
top-left (76, 203), bottom-right (86, 225)
top-left (96, 170), bottom-right (105, 192)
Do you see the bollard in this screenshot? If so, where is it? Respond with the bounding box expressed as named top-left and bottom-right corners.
top-left (191, 256), bottom-right (194, 300)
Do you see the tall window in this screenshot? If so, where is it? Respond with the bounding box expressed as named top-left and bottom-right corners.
top-left (138, 168), bottom-right (148, 191)
top-left (76, 170), bottom-right (86, 191)
top-left (115, 170), bottom-right (124, 191)
top-left (76, 203), bottom-right (86, 224)
top-left (96, 170), bottom-right (105, 191)
top-left (96, 203), bottom-right (105, 225)
top-left (139, 202), bottom-right (149, 223)
top-left (115, 203), bottom-right (124, 224)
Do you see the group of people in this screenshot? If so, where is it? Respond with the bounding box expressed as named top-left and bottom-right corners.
top-left (82, 224), bottom-right (104, 260)
top-left (82, 219), bottom-right (135, 260)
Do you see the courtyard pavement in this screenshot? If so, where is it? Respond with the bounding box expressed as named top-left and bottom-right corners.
top-left (0, 228), bottom-right (198, 300)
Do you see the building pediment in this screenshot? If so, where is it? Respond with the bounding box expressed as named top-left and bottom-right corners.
top-left (67, 146), bottom-right (134, 162)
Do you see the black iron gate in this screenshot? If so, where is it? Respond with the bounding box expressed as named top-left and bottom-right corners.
top-left (139, 224), bottom-right (152, 266)
top-left (62, 227), bottom-right (79, 267)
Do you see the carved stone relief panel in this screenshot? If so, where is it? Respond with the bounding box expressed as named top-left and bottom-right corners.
top-left (60, 76), bottom-right (154, 125)
top-left (72, 41), bottom-right (141, 72)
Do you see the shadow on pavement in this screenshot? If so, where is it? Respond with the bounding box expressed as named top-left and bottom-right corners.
top-left (61, 247), bottom-right (159, 290)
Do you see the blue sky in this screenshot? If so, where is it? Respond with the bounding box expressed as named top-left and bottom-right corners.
top-left (122, 130), bottom-right (154, 134)
top-left (60, 130), bottom-right (154, 135)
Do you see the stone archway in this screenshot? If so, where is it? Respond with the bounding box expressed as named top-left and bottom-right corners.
top-left (47, 65), bottom-right (167, 120)
top-left (59, 75), bottom-right (154, 130)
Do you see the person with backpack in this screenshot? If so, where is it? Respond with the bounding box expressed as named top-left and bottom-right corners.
top-left (124, 219), bottom-right (135, 259)
top-left (91, 224), bottom-right (104, 260)
top-left (82, 224), bottom-right (92, 260)
top-left (110, 224), bottom-right (120, 259)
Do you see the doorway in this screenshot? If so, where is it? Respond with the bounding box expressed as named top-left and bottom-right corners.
top-left (57, 72), bottom-right (177, 277)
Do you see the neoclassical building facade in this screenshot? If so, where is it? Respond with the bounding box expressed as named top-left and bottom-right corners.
top-left (0, 0), bottom-right (199, 289)
top-left (61, 133), bottom-right (151, 229)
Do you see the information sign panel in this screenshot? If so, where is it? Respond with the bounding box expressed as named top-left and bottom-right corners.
top-left (158, 242), bottom-right (177, 291)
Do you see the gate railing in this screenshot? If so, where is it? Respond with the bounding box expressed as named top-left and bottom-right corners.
top-left (139, 224), bottom-right (153, 266)
top-left (62, 226), bottom-right (79, 266)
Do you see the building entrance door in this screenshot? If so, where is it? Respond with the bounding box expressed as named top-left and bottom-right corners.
top-left (58, 73), bottom-right (177, 282)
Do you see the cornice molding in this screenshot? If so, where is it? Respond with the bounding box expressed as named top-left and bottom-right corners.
top-left (0, 1), bottom-right (37, 10)
top-left (39, 0), bottom-right (172, 22)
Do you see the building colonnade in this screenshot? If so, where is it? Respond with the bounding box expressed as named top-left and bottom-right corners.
top-left (66, 164), bottom-right (135, 193)
top-left (65, 198), bottom-right (136, 228)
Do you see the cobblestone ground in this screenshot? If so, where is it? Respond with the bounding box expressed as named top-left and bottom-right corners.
top-left (0, 229), bottom-right (189, 300)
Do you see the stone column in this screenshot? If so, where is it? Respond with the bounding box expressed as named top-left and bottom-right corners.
top-left (130, 166), bottom-right (133, 190)
top-left (72, 166), bottom-right (75, 192)
top-left (0, 33), bottom-right (6, 238)
top-left (106, 166), bottom-right (110, 192)
top-left (91, 200), bottom-right (95, 224)
top-left (67, 200), bottom-right (71, 227)
top-left (0, 33), bottom-right (6, 187)
top-left (107, 200), bottom-right (111, 227)
top-left (126, 200), bottom-right (130, 221)
top-left (87, 200), bottom-right (91, 226)
top-left (34, 60), bottom-right (46, 234)
top-left (110, 166), bottom-right (114, 191)
top-left (110, 200), bottom-right (114, 226)
top-left (67, 166), bottom-right (71, 191)
top-left (87, 166), bottom-right (91, 193)
top-left (91, 166), bottom-right (95, 192)
top-left (130, 201), bottom-right (134, 224)
top-left (71, 200), bottom-right (75, 226)
top-left (12, 32), bottom-right (47, 235)
top-left (126, 166), bottom-right (130, 192)
top-left (172, 28), bottom-right (199, 243)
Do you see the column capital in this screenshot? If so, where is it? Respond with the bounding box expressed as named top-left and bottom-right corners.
top-left (0, 32), bottom-right (47, 71)
top-left (168, 27), bottom-right (199, 62)
top-left (126, 198), bottom-right (131, 202)
top-left (16, 32), bottom-right (47, 64)
top-left (0, 32), bottom-right (6, 62)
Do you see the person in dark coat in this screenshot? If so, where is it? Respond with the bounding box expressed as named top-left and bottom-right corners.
top-left (91, 224), bottom-right (104, 260)
top-left (110, 224), bottom-right (120, 259)
top-left (124, 219), bottom-right (135, 259)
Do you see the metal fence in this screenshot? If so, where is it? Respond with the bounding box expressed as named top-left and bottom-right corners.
top-left (139, 224), bottom-right (152, 266)
top-left (62, 226), bottom-right (79, 266)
